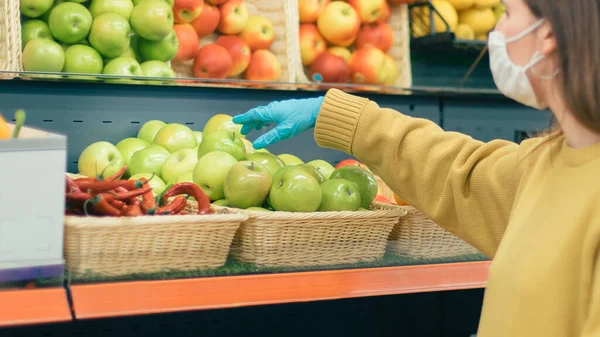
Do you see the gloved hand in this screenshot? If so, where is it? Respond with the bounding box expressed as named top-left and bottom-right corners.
top-left (232, 96), bottom-right (325, 149)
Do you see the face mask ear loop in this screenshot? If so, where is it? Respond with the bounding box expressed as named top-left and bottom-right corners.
top-left (532, 65), bottom-right (560, 80)
top-left (505, 19), bottom-right (545, 43)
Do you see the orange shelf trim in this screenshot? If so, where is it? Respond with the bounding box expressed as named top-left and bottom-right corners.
top-left (0, 288), bottom-right (72, 327)
top-left (71, 261), bottom-right (491, 319)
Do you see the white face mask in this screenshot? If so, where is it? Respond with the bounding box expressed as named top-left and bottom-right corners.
top-left (488, 19), bottom-right (557, 110)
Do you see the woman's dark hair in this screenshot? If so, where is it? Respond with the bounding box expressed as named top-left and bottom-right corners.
top-left (525, 0), bottom-right (600, 134)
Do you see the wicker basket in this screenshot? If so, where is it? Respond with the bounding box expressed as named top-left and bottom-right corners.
top-left (230, 204), bottom-right (407, 268)
top-left (0, 0), bottom-right (21, 79)
top-left (171, 0), bottom-right (299, 86)
top-left (387, 206), bottom-right (481, 259)
top-left (293, 3), bottom-right (412, 89)
top-left (63, 202), bottom-right (248, 277)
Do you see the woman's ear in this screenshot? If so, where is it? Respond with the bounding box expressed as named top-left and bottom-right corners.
top-left (538, 21), bottom-right (557, 56)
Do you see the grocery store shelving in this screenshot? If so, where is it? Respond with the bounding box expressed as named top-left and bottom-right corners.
top-left (0, 287), bottom-right (72, 327)
top-left (69, 261), bottom-right (490, 320)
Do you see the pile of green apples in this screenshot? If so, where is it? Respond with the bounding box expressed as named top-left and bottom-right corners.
top-left (20, 0), bottom-right (177, 80)
top-left (77, 113), bottom-right (379, 213)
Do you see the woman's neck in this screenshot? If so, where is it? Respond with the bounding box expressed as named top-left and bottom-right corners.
top-left (554, 110), bottom-right (600, 149)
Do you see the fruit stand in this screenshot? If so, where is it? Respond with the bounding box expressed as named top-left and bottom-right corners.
top-left (0, 0), bottom-right (549, 336)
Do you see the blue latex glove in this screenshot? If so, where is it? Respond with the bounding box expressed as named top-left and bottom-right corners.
top-left (232, 96), bottom-right (325, 149)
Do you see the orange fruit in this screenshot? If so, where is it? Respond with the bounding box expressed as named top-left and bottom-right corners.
top-left (393, 193), bottom-right (409, 206)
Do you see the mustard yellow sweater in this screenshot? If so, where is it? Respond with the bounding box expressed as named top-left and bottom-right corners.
top-left (314, 89), bottom-right (600, 337)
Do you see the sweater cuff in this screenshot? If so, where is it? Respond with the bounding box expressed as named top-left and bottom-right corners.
top-left (314, 89), bottom-right (369, 154)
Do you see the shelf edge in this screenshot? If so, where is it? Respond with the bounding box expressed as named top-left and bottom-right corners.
top-left (0, 288), bottom-right (72, 328)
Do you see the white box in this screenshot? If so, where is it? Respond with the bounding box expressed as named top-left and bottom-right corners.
top-left (0, 124), bottom-right (66, 282)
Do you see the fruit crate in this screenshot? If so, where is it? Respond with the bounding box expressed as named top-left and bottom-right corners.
top-left (409, 0), bottom-right (487, 54)
top-left (294, 1), bottom-right (413, 89)
top-left (171, 0), bottom-right (299, 87)
top-left (229, 205), bottom-right (407, 268)
top-left (0, 123), bottom-right (67, 282)
top-left (0, 0), bottom-right (21, 79)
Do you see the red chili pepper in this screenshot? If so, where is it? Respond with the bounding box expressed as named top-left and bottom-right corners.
top-left (122, 204), bottom-right (144, 216)
top-left (115, 185), bottom-right (152, 201)
top-left (162, 183), bottom-right (210, 214)
top-left (110, 199), bottom-right (125, 210)
top-left (156, 196), bottom-right (187, 215)
top-left (105, 165), bottom-right (127, 182)
top-left (84, 193), bottom-right (120, 216)
top-left (65, 191), bottom-right (94, 201)
top-left (141, 189), bottom-right (156, 214)
top-left (65, 175), bottom-right (80, 193)
top-left (114, 187), bottom-right (128, 193)
top-left (78, 179), bottom-right (144, 193)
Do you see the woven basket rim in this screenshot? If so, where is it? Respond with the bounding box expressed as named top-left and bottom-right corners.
top-left (64, 212), bottom-right (248, 228)
top-left (218, 202), bottom-right (407, 220)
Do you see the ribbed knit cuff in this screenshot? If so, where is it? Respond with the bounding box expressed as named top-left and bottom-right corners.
top-left (314, 89), bottom-right (369, 154)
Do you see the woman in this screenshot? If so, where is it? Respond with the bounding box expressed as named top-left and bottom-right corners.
top-left (233, 0), bottom-right (600, 336)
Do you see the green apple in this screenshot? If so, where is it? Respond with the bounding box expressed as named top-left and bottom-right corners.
top-left (153, 123), bottom-right (197, 153)
top-left (89, 13), bottom-right (132, 58)
top-left (115, 137), bottom-right (150, 176)
top-left (256, 148), bottom-right (270, 153)
top-left (300, 164), bottom-right (325, 185)
top-left (63, 45), bottom-right (104, 74)
top-left (241, 138), bottom-right (256, 155)
top-left (307, 159), bottom-right (335, 180)
top-left (48, 3), bottom-right (92, 44)
top-left (78, 141), bottom-right (126, 179)
top-left (269, 166), bottom-right (322, 212)
top-left (22, 38), bottom-right (65, 72)
top-left (203, 114), bottom-right (244, 138)
top-left (90, 0), bottom-right (134, 19)
top-left (278, 153), bottom-right (303, 166)
top-left (137, 120), bottom-right (166, 143)
top-left (138, 30), bottom-right (178, 62)
top-left (140, 60), bottom-right (175, 81)
top-left (21, 20), bottom-right (53, 49)
top-left (129, 172), bottom-right (167, 195)
top-left (212, 199), bottom-right (230, 207)
top-left (20, 0), bottom-right (54, 18)
top-left (493, 4), bottom-right (504, 21)
top-left (193, 131), bottom-right (203, 145)
top-left (197, 130), bottom-right (247, 161)
top-left (130, 0), bottom-right (174, 41)
top-left (318, 179), bottom-right (361, 212)
top-left (329, 166), bottom-right (378, 209)
top-left (246, 152), bottom-right (285, 177)
top-left (193, 151), bottom-right (238, 201)
top-left (247, 207), bottom-right (270, 212)
top-left (42, 0), bottom-right (65, 21)
top-left (176, 171), bottom-right (193, 183)
top-left (129, 144), bottom-right (170, 177)
top-left (161, 148), bottom-right (198, 184)
top-left (102, 56), bottom-right (143, 80)
top-left (132, 0), bottom-right (173, 6)
top-left (224, 161), bottom-right (272, 209)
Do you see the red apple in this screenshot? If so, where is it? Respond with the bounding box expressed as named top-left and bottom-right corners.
top-left (335, 159), bottom-right (370, 171)
top-left (193, 43), bottom-right (232, 79)
top-left (239, 15), bottom-right (274, 51)
top-left (309, 51), bottom-right (350, 83)
top-left (299, 23), bottom-right (326, 66)
top-left (348, 0), bottom-right (385, 24)
top-left (328, 46), bottom-right (351, 63)
top-left (378, 0), bottom-right (391, 22)
top-left (173, 0), bottom-right (204, 23)
top-left (244, 49), bottom-right (281, 82)
top-left (317, 1), bottom-right (360, 47)
top-left (207, 0), bottom-right (228, 3)
top-left (191, 3), bottom-right (220, 37)
top-left (173, 23), bottom-right (200, 61)
top-left (217, 0), bottom-right (248, 35)
top-left (349, 45), bottom-right (390, 85)
top-left (215, 35), bottom-right (251, 76)
top-left (356, 21), bottom-right (394, 53)
top-left (298, 0), bottom-right (330, 23)
top-left (374, 195), bottom-right (393, 204)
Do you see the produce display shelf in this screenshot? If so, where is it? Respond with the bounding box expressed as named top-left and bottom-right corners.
top-left (69, 261), bottom-right (491, 320)
top-left (0, 287), bottom-right (72, 327)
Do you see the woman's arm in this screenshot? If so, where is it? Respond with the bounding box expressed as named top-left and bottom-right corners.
top-left (315, 89), bottom-right (541, 257)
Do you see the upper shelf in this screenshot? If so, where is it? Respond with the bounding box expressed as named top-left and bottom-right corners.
top-left (0, 70), bottom-right (501, 98)
top-left (69, 261), bottom-right (490, 320)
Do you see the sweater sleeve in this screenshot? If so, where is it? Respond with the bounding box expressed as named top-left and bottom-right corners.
top-left (314, 89), bottom-right (541, 257)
